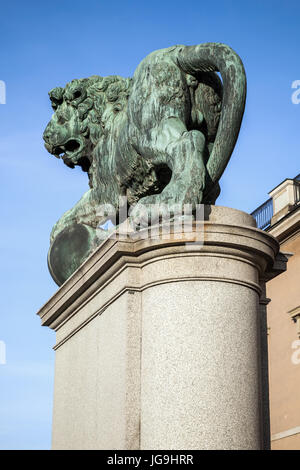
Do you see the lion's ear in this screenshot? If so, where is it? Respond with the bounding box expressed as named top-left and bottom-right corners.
top-left (49, 87), bottom-right (64, 110)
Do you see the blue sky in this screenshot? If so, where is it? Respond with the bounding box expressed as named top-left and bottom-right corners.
top-left (0, 0), bottom-right (299, 449)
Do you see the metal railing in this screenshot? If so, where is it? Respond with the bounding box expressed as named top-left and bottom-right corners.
top-left (293, 174), bottom-right (300, 206)
top-left (295, 180), bottom-right (300, 205)
top-left (252, 174), bottom-right (300, 230)
top-left (251, 198), bottom-right (273, 230)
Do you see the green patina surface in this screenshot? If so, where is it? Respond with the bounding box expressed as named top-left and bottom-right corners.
top-left (43, 43), bottom-right (246, 285)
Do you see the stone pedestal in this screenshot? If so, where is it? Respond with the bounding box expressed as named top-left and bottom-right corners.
top-left (37, 206), bottom-right (286, 450)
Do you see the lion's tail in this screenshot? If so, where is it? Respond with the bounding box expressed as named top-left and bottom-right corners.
top-left (176, 43), bottom-right (246, 185)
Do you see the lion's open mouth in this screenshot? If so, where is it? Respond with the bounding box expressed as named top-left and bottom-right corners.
top-left (53, 139), bottom-right (80, 159)
top-left (52, 139), bottom-right (91, 172)
top-left (77, 157), bottom-right (91, 172)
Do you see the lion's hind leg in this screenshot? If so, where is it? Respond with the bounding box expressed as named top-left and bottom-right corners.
top-left (129, 118), bottom-right (207, 227)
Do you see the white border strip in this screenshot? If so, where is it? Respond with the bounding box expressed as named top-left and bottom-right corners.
top-left (271, 426), bottom-right (300, 442)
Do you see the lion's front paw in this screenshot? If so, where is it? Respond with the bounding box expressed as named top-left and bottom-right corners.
top-left (129, 193), bottom-right (199, 230)
top-left (129, 198), bottom-right (169, 230)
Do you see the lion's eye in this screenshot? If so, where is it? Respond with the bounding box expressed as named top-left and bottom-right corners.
top-left (73, 91), bottom-right (81, 100)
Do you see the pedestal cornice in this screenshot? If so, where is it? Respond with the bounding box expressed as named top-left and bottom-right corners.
top-left (37, 206), bottom-right (280, 336)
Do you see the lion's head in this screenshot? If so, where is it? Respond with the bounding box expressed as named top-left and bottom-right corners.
top-left (43, 75), bottom-right (132, 173)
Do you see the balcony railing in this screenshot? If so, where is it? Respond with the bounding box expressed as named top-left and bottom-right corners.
top-left (252, 174), bottom-right (300, 230)
top-left (251, 198), bottom-right (273, 230)
top-left (294, 179), bottom-right (300, 204)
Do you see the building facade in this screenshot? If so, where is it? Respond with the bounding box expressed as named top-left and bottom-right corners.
top-left (252, 175), bottom-right (300, 450)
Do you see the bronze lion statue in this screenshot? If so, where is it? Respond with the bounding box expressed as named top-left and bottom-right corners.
top-left (43, 43), bottom-right (246, 285)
